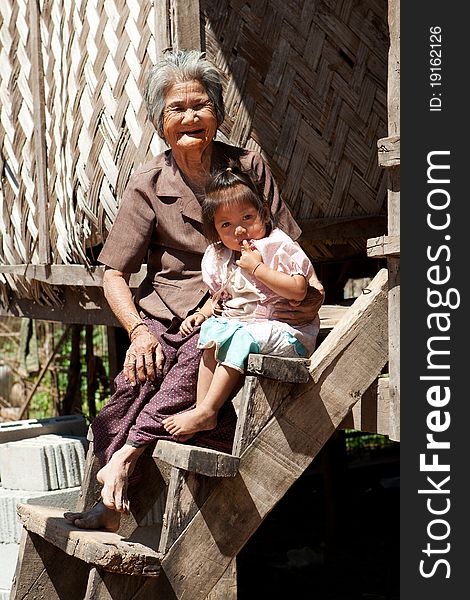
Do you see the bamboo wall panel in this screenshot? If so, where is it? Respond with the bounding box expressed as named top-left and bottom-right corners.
top-left (0, 0), bottom-right (163, 304)
top-left (202, 0), bottom-right (388, 259)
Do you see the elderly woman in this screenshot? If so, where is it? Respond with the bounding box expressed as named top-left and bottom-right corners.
top-left (65, 50), bottom-right (324, 531)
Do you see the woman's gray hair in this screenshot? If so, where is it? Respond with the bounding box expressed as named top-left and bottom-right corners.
top-left (144, 49), bottom-right (225, 140)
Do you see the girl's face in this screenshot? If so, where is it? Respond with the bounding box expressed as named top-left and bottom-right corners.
top-left (214, 199), bottom-right (267, 251)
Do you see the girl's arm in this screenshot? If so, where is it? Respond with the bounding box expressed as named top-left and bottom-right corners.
top-left (179, 297), bottom-right (213, 336)
top-left (236, 241), bottom-right (308, 302)
top-left (250, 263), bottom-right (308, 301)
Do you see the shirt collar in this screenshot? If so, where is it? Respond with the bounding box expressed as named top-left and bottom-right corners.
top-left (155, 148), bottom-right (208, 223)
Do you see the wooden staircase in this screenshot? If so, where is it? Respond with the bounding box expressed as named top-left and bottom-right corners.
top-left (10, 268), bottom-right (389, 600)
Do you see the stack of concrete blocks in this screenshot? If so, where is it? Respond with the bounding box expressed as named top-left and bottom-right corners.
top-left (0, 415), bottom-right (88, 600)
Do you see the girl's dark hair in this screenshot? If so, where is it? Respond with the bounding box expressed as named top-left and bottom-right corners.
top-left (202, 163), bottom-right (274, 242)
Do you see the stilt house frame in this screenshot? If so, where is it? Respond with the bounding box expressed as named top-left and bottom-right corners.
top-left (1, 1), bottom-right (400, 597)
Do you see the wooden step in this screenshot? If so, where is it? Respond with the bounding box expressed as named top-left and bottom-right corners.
top-left (153, 440), bottom-right (239, 477)
top-left (246, 354), bottom-right (310, 383)
top-left (16, 504), bottom-right (162, 576)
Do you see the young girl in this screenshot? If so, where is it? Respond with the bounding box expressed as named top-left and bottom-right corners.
top-left (162, 166), bottom-right (320, 439)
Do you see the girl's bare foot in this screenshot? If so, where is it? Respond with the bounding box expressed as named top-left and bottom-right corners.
top-left (64, 501), bottom-right (121, 531)
top-left (163, 407), bottom-right (217, 437)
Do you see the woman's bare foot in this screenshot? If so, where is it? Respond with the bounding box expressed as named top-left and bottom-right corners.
top-left (163, 406), bottom-right (217, 437)
top-left (64, 501), bottom-right (121, 531)
top-left (96, 444), bottom-right (146, 513)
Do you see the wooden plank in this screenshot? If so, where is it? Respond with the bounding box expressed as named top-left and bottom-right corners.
top-left (387, 257), bottom-right (400, 441)
top-left (0, 287), bottom-right (120, 325)
top-left (367, 234), bottom-right (400, 258)
top-left (386, 0), bottom-right (400, 442)
top-left (0, 264), bottom-right (145, 287)
top-left (206, 560), bottom-right (237, 600)
top-left (158, 467), bottom-right (220, 554)
top-left (84, 567), bottom-right (165, 600)
top-left (75, 437), bottom-right (103, 513)
top-left (155, 0), bottom-right (171, 56)
top-left (171, 0), bottom-right (201, 50)
top-left (232, 376), bottom-right (296, 457)
top-left (299, 215), bottom-right (386, 241)
top-left (153, 268), bottom-right (389, 599)
top-left (29, 0), bottom-right (50, 264)
top-left (340, 375), bottom-right (390, 435)
top-left (387, 0), bottom-right (400, 134)
top-left (377, 135), bottom-right (400, 167)
top-left (10, 529), bottom-right (90, 600)
top-left (153, 440), bottom-right (239, 477)
top-left (246, 354), bottom-right (310, 383)
top-left (16, 504), bottom-right (162, 576)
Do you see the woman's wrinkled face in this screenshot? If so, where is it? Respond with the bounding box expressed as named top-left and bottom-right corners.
top-left (162, 80), bottom-right (218, 153)
top-left (214, 198), bottom-right (267, 251)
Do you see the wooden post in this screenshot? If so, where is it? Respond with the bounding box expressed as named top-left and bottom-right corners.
top-left (10, 529), bottom-right (89, 600)
top-left (155, 0), bottom-right (202, 54)
top-left (386, 0), bottom-right (400, 441)
top-left (86, 325), bottom-right (97, 419)
top-left (28, 0), bottom-right (51, 264)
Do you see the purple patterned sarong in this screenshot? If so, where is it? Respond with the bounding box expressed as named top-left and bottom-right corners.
top-left (91, 317), bottom-right (237, 476)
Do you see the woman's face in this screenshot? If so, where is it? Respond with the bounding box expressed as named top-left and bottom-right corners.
top-left (162, 80), bottom-right (218, 154)
top-left (214, 199), bottom-right (267, 251)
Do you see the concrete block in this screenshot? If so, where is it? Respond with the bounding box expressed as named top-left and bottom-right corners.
top-left (0, 542), bottom-right (19, 589)
top-left (0, 434), bottom-right (87, 491)
top-left (0, 414), bottom-right (88, 444)
top-left (0, 486), bottom-right (81, 543)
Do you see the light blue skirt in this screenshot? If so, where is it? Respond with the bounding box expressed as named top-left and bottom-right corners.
top-left (198, 317), bottom-right (307, 372)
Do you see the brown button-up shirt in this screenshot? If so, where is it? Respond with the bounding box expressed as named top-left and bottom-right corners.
top-left (98, 141), bottom-right (302, 321)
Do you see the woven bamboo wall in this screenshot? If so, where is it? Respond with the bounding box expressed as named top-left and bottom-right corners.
top-left (203, 0), bottom-right (388, 259)
top-left (0, 0), bottom-right (388, 308)
top-left (0, 0), bottom-right (163, 305)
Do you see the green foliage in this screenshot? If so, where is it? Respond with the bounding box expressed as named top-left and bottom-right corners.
top-left (344, 429), bottom-right (395, 458)
top-left (0, 318), bottom-right (112, 422)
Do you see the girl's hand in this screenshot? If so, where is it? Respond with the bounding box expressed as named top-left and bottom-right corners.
top-left (236, 240), bottom-right (263, 274)
top-left (179, 312), bottom-right (207, 336)
top-left (124, 329), bottom-right (163, 386)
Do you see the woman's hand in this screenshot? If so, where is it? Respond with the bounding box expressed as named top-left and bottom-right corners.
top-left (124, 329), bottom-right (164, 386)
top-left (272, 277), bottom-right (325, 325)
top-left (179, 312), bottom-right (207, 336)
top-left (236, 240), bottom-right (263, 274)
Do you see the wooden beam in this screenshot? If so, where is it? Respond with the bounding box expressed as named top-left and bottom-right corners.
top-left (299, 215), bottom-right (386, 241)
top-left (155, 0), bottom-right (171, 55)
top-left (367, 235), bottom-right (400, 258)
top-left (154, 269), bottom-right (388, 599)
top-left (29, 0), bottom-right (50, 264)
top-left (0, 287), bottom-right (119, 325)
top-left (377, 135), bottom-right (400, 167)
top-left (246, 355), bottom-right (310, 383)
top-left (153, 440), bottom-right (240, 477)
top-left (339, 375), bottom-right (391, 435)
top-left (10, 529), bottom-right (90, 600)
top-left (0, 264), bottom-right (145, 287)
top-left (170, 0), bottom-right (201, 50)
